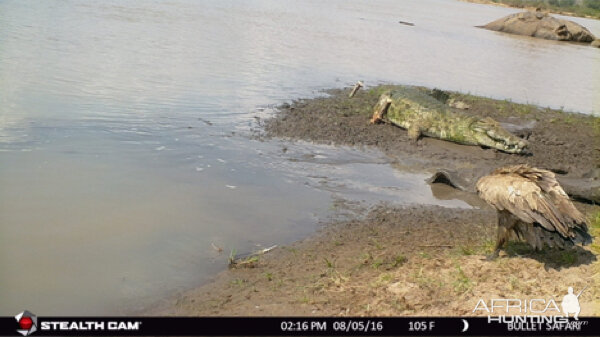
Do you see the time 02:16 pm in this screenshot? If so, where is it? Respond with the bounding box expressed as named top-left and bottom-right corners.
top-left (280, 321), bottom-right (327, 332)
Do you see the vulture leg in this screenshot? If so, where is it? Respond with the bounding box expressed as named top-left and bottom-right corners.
top-left (487, 210), bottom-right (517, 260)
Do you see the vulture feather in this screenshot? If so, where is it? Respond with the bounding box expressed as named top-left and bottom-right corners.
top-left (476, 165), bottom-right (592, 259)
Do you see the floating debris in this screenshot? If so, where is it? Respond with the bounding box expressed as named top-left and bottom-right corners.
top-left (198, 118), bottom-right (213, 126)
top-left (211, 242), bottom-right (223, 253)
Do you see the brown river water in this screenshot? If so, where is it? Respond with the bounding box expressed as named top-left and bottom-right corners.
top-left (0, 0), bottom-right (598, 315)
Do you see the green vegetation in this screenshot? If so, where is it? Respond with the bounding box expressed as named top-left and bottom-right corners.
top-left (555, 250), bottom-right (578, 265)
top-left (231, 278), bottom-right (247, 286)
top-left (371, 259), bottom-right (384, 269)
top-left (228, 249), bottom-right (237, 265)
top-left (488, 0), bottom-right (600, 19)
top-left (591, 115), bottom-right (600, 135)
top-left (452, 265), bottom-right (473, 293)
top-left (456, 239), bottom-right (495, 256)
top-left (228, 248), bottom-right (261, 268)
top-left (391, 254), bottom-right (408, 268)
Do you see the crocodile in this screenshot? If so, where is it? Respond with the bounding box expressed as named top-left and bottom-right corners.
top-left (370, 88), bottom-right (528, 154)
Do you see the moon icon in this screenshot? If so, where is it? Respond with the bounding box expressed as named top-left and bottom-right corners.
top-left (461, 319), bottom-right (469, 332)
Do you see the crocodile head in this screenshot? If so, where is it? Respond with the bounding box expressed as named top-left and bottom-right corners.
top-left (471, 117), bottom-right (528, 154)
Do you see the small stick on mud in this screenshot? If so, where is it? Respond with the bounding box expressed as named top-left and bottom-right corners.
top-left (259, 245), bottom-right (278, 254)
top-left (211, 242), bottom-right (223, 253)
top-left (349, 81), bottom-right (364, 98)
top-left (418, 244), bottom-right (454, 248)
top-left (228, 245), bottom-right (278, 268)
top-left (370, 95), bottom-right (392, 124)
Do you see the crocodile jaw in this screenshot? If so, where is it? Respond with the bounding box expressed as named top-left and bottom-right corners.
top-left (473, 128), bottom-right (528, 154)
top-left (472, 118), bottom-right (528, 154)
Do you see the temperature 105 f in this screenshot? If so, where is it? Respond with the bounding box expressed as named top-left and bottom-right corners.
top-left (408, 321), bottom-right (435, 331)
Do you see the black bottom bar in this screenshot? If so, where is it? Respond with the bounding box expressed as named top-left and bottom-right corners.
top-left (2, 316), bottom-right (598, 336)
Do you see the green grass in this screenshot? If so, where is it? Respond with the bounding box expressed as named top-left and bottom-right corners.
top-left (488, 0), bottom-right (600, 19)
top-left (231, 278), bottom-right (247, 286)
top-left (508, 275), bottom-right (522, 291)
top-left (379, 273), bottom-right (393, 283)
top-left (591, 211), bottom-right (600, 230)
top-left (391, 254), bottom-right (408, 268)
top-left (504, 241), bottom-right (535, 255)
top-left (371, 259), bottom-right (384, 269)
top-left (563, 113), bottom-right (577, 125)
top-left (299, 295), bottom-right (310, 304)
top-left (514, 103), bottom-right (535, 115)
top-left (370, 272), bottom-right (394, 288)
top-left (555, 250), bottom-right (577, 265)
top-left (456, 239), bottom-right (496, 256)
top-left (370, 238), bottom-right (384, 250)
top-left (453, 265), bottom-right (473, 293)
top-left (591, 115), bottom-right (600, 136)
top-left (228, 249), bottom-right (237, 265)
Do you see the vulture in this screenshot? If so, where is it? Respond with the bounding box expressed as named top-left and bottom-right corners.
top-left (476, 165), bottom-right (592, 259)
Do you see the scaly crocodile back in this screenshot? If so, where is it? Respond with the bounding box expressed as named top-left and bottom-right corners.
top-left (384, 88), bottom-right (479, 145)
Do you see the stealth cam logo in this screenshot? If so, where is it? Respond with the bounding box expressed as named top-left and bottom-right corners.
top-left (15, 311), bottom-right (37, 336)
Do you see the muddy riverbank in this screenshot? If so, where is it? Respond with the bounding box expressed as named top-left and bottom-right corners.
top-left (264, 85), bottom-right (599, 199)
top-left (154, 85), bottom-right (599, 316)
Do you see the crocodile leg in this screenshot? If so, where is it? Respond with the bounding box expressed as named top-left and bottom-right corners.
top-left (407, 124), bottom-right (423, 143)
top-left (370, 94), bottom-right (392, 124)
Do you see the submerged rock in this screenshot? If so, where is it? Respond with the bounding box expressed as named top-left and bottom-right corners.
top-left (481, 11), bottom-right (596, 43)
top-left (427, 169), bottom-right (600, 204)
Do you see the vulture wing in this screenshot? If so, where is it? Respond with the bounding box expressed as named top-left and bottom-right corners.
top-left (476, 165), bottom-right (590, 244)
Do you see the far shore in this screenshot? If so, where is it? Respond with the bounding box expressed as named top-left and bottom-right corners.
top-left (149, 84), bottom-right (600, 317)
top-left (460, 0), bottom-right (600, 20)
